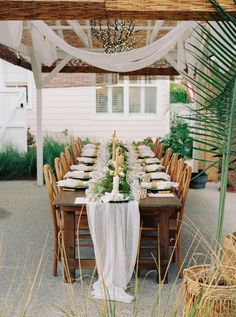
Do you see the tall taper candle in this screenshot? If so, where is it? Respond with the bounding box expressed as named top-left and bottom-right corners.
top-left (112, 138), bottom-right (116, 161)
top-left (112, 129), bottom-right (116, 139)
top-left (115, 146), bottom-right (120, 175)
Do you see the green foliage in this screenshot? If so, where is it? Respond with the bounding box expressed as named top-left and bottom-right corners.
top-left (0, 137), bottom-right (69, 180)
top-left (161, 117), bottom-right (193, 159)
top-left (170, 82), bottom-right (190, 104)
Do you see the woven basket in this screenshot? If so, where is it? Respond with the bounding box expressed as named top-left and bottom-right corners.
top-left (222, 232), bottom-right (236, 267)
top-left (183, 265), bottom-right (236, 317)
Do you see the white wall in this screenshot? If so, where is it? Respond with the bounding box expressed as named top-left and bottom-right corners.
top-left (27, 82), bottom-right (170, 141)
top-left (0, 60), bottom-right (171, 142)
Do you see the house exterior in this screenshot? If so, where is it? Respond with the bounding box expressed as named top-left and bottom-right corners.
top-left (0, 59), bottom-right (171, 144)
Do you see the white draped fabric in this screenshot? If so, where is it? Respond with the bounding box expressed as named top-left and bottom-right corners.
top-left (87, 200), bottom-right (140, 303)
top-left (32, 27), bottom-right (58, 67)
top-left (31, 20), bottom-right (194, 72)
top-left (0, 21), bottom-right (22, 49)
top-left (0, 20), bottom-right (195, 73)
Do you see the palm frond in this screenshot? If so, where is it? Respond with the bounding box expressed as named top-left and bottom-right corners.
top-left (181, 0), bottom-right (236, 249)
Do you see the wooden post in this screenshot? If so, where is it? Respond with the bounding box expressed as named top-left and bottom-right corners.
top-left (36, 88), bottom-right (43, 186)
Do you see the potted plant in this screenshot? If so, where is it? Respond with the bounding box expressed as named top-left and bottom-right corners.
top-left (161, 116), bottom-right (193, 159)
top-left (181, 0), bottom-right (236, 315)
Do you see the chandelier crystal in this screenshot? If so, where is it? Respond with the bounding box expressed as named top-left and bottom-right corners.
top-left (90, 19), bottom-right (135, 54)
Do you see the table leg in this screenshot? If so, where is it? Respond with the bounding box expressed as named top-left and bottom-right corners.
top-left (158, 208), bottom-right (172, 284)
top-left (63, 209), bottom-right (75, 283)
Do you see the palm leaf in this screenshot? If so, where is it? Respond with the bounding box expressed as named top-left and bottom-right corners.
top-left (180, 0), bottom-right (236, 251)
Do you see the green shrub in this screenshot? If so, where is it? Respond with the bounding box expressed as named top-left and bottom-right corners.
top-left (0, 137), bottom-right (70, 180)
top-left (170, 82), bottom-right (190, 104)
top-left (161, 117), bottom-right (193, 159)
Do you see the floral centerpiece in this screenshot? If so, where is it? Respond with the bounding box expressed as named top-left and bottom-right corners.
top-left (89, 135), bottom-right (133, 201)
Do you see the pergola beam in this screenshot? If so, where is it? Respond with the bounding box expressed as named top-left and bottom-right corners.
top-left (0, 0), bottom-right (235, 20)
top-left (42, 65), bottom-right (179, 76)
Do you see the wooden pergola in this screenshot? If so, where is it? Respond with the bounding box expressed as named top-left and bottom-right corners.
top-left (0, 0), bottom-right (235, 185)
top-left (1, 0), bottom-right (235, 20)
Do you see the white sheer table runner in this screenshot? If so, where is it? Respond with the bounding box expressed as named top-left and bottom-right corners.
top-left (86, 200), bottom-right (140, 303)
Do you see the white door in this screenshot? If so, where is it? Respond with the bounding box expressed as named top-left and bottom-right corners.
top-left (0, 89), bottom-right (27, 152)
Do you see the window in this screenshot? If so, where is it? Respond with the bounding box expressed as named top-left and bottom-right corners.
top-left (5, 82), bottom-right (29, 105)
top-left (95, 77), bottom-right (159, 118)
top-left (96, 87), bottom-right (108, 113)
top-left (145, 87), bottom-right (156, 113)
top-left (112, 87), bottom-right (124, 113)
top-left (129, 87), bottom-right (141, 113)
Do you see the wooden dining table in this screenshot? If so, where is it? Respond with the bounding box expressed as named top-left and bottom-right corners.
top-left (53, 189), bottom-right (181, 284)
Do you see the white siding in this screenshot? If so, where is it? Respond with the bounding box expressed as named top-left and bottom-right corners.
top-left (0, 60), bottom-right (171, 142)
top-left (27, 81), bottom-right (170, 141)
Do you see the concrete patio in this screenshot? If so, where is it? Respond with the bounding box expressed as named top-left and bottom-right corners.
top-left (0, 180), bottom-right (235, 316)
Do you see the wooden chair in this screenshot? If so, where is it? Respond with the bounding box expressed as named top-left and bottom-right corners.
top-left (44, 164), bottom-right (93, 277)
top-left (156, 143), bottom-right (165, 160)
top-left (169, 166), bottom-right (192, 277)
top-left (64, 146), bottom-right (74, 166)
top-left (43, 164), bottom-right (61, 276)
top-left (77, 137), bottom-right (83, 152)
top-left (152, 139), bottom-right (160, 155)
top-left (162, 148), bottom-right (172, 169)
top-left (138, 166), bottom-right (192, 278)
top-left (166, 153), bottom-right (179, 180)
top-left (72, 141), bottom-right (81, 160)
top-left (60, 152), bottom-right (70, 173)
top-left (54, 157), bottom-right (65, 181)
top-left (173, 158), bottom-right (185, 182)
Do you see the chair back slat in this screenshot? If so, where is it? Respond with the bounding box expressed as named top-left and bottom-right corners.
top-left (64, 146), bottom-right (73, 166)
top-left (173, 158), bottom-right (185, 182)
top-left (43, 164), bottom-right (59, 233)
top-left (77, 137), bottom-right (83, 152)
top-left (54, 157), bottom-right (64, 181)
top-left (72, 141), bottom-right (81, 159)
top-left (156, 143), bottom-right (165, 160)
top-left (153, 139), bottom-right (160, 155)
top-left (167, 153), bottom-right (179, 179)
top-left (177, 166), bottom-right (192, 225)
top-left (60, 152), bottom-right (70, 173)
top-left (162, 148), bottom-right (172, 168)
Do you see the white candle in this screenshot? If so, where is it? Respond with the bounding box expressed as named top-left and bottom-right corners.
top-left (112, 175), bottom-right (119, 193)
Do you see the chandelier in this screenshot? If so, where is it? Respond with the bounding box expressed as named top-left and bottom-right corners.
top-left (90, 19), bottom-right (135, 54)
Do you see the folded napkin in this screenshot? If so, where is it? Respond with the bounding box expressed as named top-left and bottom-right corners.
top-left (64, 171), bottom-right (93, 179)
top-left (57, 178), bottom-right (89, 188)
top-left (148, 193), bottom-right (175, 198)
top-left (77, 157), bottom-right (96, 164)
top-left (144, 157), bottom-right (161, 164)
top-left (84, 143), bottom-right (96, 149)
top-left (149, 172), bottom-right (171, 181)
top-left (141, 180), bottom-right (179, 190)
top-left (138, 145), bottom-right (150, 150)
top-left (101, 191), bottom-right (125, 203)
top-left (81, 149), bottom-right (97, 157)
top-left (139, 150), bottom-right (155, 158)
top-left (74, 197), bottom-right (88, 204)
top-left (70, 164), bottom-right (93, 171)
top-left (144, 164), bottom-right (164, 172)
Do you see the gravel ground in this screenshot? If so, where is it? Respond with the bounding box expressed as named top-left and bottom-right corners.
top-left (0, 181), bottom-right (235, 317)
